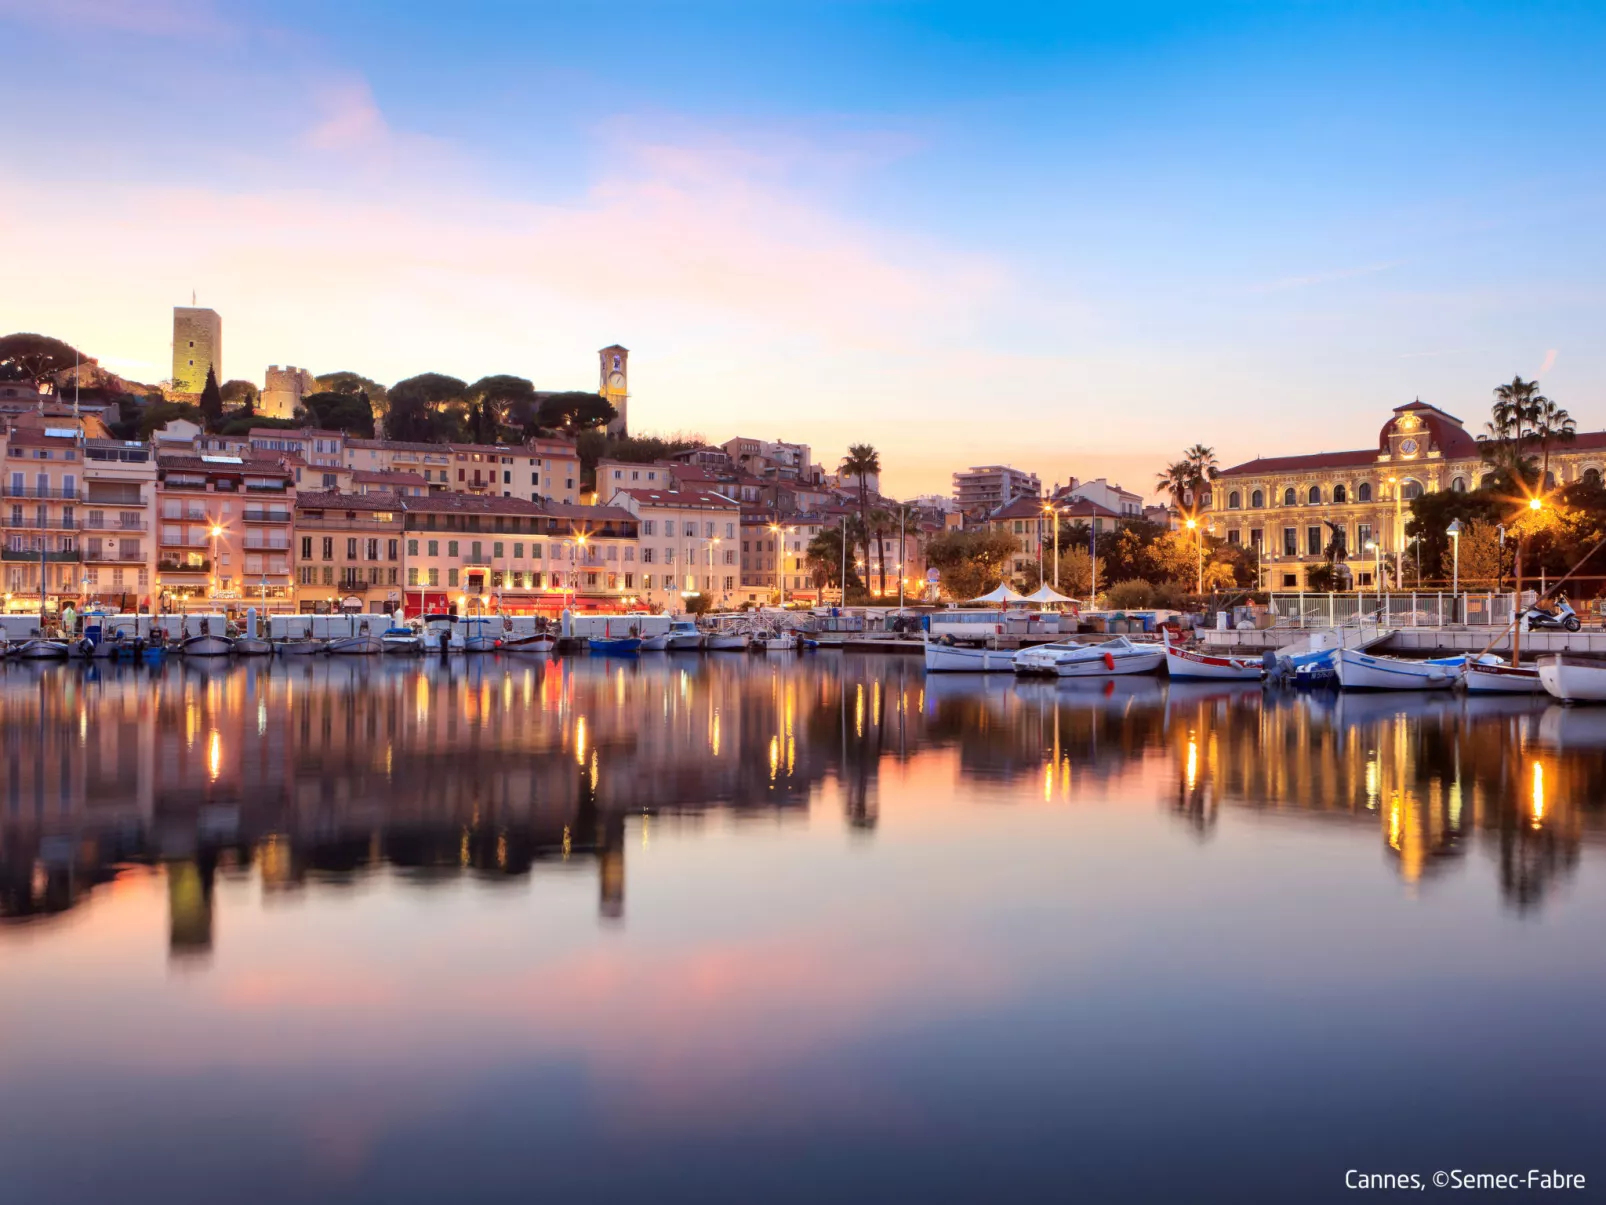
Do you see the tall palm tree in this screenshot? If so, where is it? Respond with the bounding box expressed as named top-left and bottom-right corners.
top-left (1155, 460), bottom-right (1192, 510)
top-left (1530, 395), bottom-right (1576, 487)
top-left (867, 504), bottom-right (896, 597)
top-left (1183, 444), bottom-right (1218, 505)
top-left (841, 444), bottom-right (881, 583)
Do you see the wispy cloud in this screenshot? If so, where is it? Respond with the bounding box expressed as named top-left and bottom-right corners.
top-left (1539, 347), bottom-right (1557, 375)
top-left (1247, 260), bottom-right (1401, 293)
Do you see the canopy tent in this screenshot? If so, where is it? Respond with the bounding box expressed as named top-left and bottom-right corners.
top-left (1022, 584), bottom-right (1076, 605)
top-left (966, 584), bottom-right (1030, 605)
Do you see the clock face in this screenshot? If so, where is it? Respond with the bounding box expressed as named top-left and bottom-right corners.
top-left (608, 372), bottom-right (626, 390)
top-left (1399, 438), bottom-right (1419, 456)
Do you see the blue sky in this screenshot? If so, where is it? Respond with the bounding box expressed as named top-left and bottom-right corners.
top-left (2, 1), bottom-right (1603, 496)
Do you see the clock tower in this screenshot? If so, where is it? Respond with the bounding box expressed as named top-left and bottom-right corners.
top-left (599, 344), bottom-right (629, 436)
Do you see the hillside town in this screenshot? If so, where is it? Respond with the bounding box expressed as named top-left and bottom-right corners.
top-left (4, 307), bottom-right (1606, 621)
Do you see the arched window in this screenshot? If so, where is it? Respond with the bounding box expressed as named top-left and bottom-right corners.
top-left (1333, 484), bottom-right (1347, 503)
top-left (1357, 482), bottom-right (1372, 502)
top-left (1585, 468), bottom-right (1602, 488)
top-left (1544, 471), bottom-right (1557, 489)
top-left (1308, 485), bottom-right (1321, 505)
top-left (1450, 476), bottom-right (1467, 492)
top-left (1251, 489), bottom-right (1264, 508)
top-left (1283, 487), bottom-right (1297, 506)
top-left (1401, 480), bottom-right (1423, 501)
top-left (1228, 490), bottom-right (1241, 509)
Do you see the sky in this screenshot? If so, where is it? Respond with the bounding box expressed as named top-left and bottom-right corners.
top-left (2, 1), bottom-right (1604, 500)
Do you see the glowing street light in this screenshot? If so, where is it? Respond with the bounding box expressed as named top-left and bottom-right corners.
top-left (1446, 518), bottom-right (1462, 602)
top-left (1185, 516), bottom-right (1203, 594)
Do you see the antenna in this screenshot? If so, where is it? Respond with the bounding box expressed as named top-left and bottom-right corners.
top-left (192, 289), bottom-right (197, 306)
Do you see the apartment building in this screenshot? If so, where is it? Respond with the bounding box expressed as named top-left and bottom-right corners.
top-left (953, 464), bottom-right (1040, 519)
top-left (81, 438), bottom-right (156, 611)
top-left (292, 491), bottom-right (405, 612)
top-left (1, 423), bottom-right (85, 609)
top-left (155, 454), bottom-right (295, 606)
top-left (400, 494), bottom-right (639, 615)
top-left (345, 439), bottom-right (456, 490)
top-left (609, 487), bottom-right (741, 611)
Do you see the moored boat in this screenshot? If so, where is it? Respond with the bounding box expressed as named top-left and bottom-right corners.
top-left (1013, 636), bottom-right (1165, 678)
top-left (234, 636), bottom-right (274, 656)
top-left (1333, 647), bottom-right (1459, 690)
top-left (703, 632), bottom-right (747, 651)
top-left (16, 637), bottom-right (70, 660)
top-left (1461, 659), bottom-right (1543, 694)
top-left (1537, 655), bottom-right (1606, 703)
top-left (328, 621), bottom-right (382, 655)
top-left (502, 632), bottom-right (556, 654)
top-left (588, 635), bottom-right (642, 655)
top-left (276, 628), bottom-right (328, 656)
top-left (923, 637), bottom-right (1018, 673)
top-left (181, 633), bottom-right (234, 657)
top-left (461, 617), bottom-right (500, 653)
top-left (762, 632), bottom-right (797, 651)
top-left (639, 631), bottom-right (673, 651)
top-left (381, 627), bottom-right (423, 654)
top-left (1162, 633), bottom-right (1264, 681)
top-left (664, 620), bottom-right (704, 651)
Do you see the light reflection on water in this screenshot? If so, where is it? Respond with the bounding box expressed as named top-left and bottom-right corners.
top-left (1, 656), bottom-right (1605, 1203)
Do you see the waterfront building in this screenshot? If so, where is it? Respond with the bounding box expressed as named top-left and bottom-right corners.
top-left (401, 493), bottom-right (639, 615)
top-left (154, 453), bottom-right (295, 607)
top-left (81, 437), bottom-right (156, 612)
top-left (1, 421), bottom-right (86, 610)
top-left (609, 487), bottom-right (740, 611)
top-left (954, 464), bottom-right (1040, 519)
top-left (170, 306), bottom-right (221, 397)
top-left (1211, 399), bottom-right (1606, 590)
top-left (292, 491), bottom-right (405, 612)
top-left (722, 437), bottom-right (818, 483)
top-left (352, 469), bottom-right (426, 497)
top-left (258, 366), bottom-right (319, 421)
top-left (737, 511), bottom-right (832, 603)
top-left (985, 495), bottom-right (1049, 584)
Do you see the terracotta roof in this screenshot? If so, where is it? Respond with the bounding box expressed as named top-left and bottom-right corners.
top-left (1058, 497), bottom-right (1122, 519)
top-left (157, 454), bottom-right (293, 478)
top-left (613, 487), bottom-right (740, 508)
top-left (542, 503), bottom-right (636, 523)
top-left (294, 491), bottom-right (403, 512)
top-left (346, 438), bottom-right (445, 453)
top-left (1219, 449), bottom-right (1382, 476)
top-left (987, 496), bottom-right (1049, 521)
top-left (249, 427), bottom-right (346, 439)
top-left (404, 492), bottom-right (546, 516)
top-left (5, 429), bottom-right (77, 447)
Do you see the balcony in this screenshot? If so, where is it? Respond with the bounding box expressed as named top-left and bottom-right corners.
top-left (82, 519), bottom-right (148, 532)
top-left (157, 557), bottom-right (210, 574)
top-left (243, 508), bottom-right (292, 523)
top-left (242, 540), bottom-right (291, 552)
top-left (82, 546), bottom-right (145, 563)
top-left (2, 549), bottom-right (81, 563)
top-left (1, 486), bottom-right (82, 500)
top-left (0, 517), bottom-right (79, 531)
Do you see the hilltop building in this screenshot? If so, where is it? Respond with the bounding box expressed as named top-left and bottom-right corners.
top-left (171, 307), bottom-right (221, 397)
top-left (260, 366), bottom-right (318, 420)
top-left (600, 345), bottom-right (629, 435)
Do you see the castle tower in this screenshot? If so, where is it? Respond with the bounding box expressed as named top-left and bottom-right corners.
top-left (599, 344), bottom-right (629, 436)
top-left (172, 306), bottom-right (222, 398)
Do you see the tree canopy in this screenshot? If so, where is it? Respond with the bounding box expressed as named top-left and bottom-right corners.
top-left (219, 379), bottom-right (259, 411)
top-left (300, 391), bottom-right (376, 438)
top-left (0, 333), bottom-right (86, 386)
top-left (535, 391), bottom-right (615, 433)
top-left (198, 366), bottom-right (224, 429)
top-left (924, 529), bottom-right (1018, 600)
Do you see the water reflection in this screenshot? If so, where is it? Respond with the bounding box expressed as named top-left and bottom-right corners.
top-left (3, 658), bottom-right (1605, 951)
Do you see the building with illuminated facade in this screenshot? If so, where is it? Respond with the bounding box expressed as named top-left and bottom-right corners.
top-left (292, 491), bottom-right (405, 612)
top-left (608, 487), bottom-right (741, 611)
top-left (1211, 400), bottom-right (1606, 590)
top-left (170, 306), bottom-right (221, 398)
top-left (2, 422), bottom-right (87, 609)
top-left (155, 454), bottom-right (295, 606)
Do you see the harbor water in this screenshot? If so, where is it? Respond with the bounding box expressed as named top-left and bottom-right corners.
top-left (1, 655), bottom-right (1603, 1203)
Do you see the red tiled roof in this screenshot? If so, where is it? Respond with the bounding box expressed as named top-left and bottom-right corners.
top-left (987, 496), bottom-right (1049, 521)
top-left (540, 503), bottom-right (635, 523)
top-left (293, 491), bottom-right (403, 513)
top-left (404, 492), bottom-right (546, 516)
top-left (613, 487), bottom-right (740, 508)
top-left (1219, 449), bottom-right (1381, 476)
top-left (1058, 498), bottom-right (1122, 519)
top-left (157, 454), bottom-right (293, 478)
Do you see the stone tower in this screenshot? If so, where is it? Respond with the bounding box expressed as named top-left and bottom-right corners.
top-left (172, 306), bottom-right (222, 398)
top-left (599, 344), bottom-right (629, 435)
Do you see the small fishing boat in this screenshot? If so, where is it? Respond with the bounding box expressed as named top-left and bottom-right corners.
top-left (381, 626), bottom-right (424, 654)
top-left (1538, 655), bottom-right (1606, 704)
top-left (588, 635), bottom-right (642, 655)
top-left (328, 620), bottom-right (383, 655)
top-left (1162, 633), bottom-right (1264, 681)
top-left (762, 632), bottom-right (797, 652)
top-left (234, 635), bottom-right (274, 656)
top-left (1456, 654), bottom-right (1542, 694)
top-left (1333, 647), bottom-right (1459, 691)
top-left (422, 614), bottom-right (459, 654)
top-left (503, 632), bottom-right (556, 654)
top-left (16, 636), bottom-right (70, 660)
top-left (639, 631), bottom-right (673, 651)
top-left (1013, 636), bottom-right (1165, 678)
top-left (923, 636), bottom-right (1018, 673)
top-left (141, 638), bottom-right (168, 665)
top-left (461, 617), bottom-right (500, 653)
top-left (276, 627), bottom-right (327, 656)
top-left (703, 632), bottom-right (748, 651)
top-left (180, 617), bottom-right (233, 657)
top-left (664, 620), bottom-right (704, 651)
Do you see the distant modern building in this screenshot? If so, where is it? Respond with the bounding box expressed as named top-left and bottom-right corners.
top-left (171, 306), bottom-right (221, 397)
top-left (953, 464), bottom-right (1040, 519)
top-left (600, 344), bottom-right (629, 435)
top-left (259, 366), bottom-right (318, 421)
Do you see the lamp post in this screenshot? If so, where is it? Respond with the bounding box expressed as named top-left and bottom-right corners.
top-left (709, 535), bottom-right (721, 606)
top-left (1387, 475), bottom-right (1404, 590)
top-left (1366, 540), bottom-right (1381, 614)
top-left (1185, 516), bottom-right (1202, 594)
top-left (1446, 518), bottom-right (1462, 608)
top-left (898, 508), bottom-right (907, 609)
top-left (1513, 495), bottom-right (1543, 668)
top-left (1089, 517), bottom-right (1098, 606)
top-left (209, 524), bottom-right (223, 604)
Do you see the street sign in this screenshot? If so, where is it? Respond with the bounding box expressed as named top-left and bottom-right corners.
top-left (926, 569), bottom-right (940, 583)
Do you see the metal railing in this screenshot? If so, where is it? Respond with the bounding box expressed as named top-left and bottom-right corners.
top-left (0, 486), bottom-right (82, 500)
top-left (1267, 592), bottom-right (1516, 629)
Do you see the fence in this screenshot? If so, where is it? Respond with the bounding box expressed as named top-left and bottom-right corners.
top-left (1267, 592), bottom-right (1516, 630)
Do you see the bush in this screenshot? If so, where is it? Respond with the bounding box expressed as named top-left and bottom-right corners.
top-left (1152, 580), bottom-right (1189, 610)
top-left (684, 594), bottom-right (713, 616)
top-left (1104, 579), bottom-right (1156, 609)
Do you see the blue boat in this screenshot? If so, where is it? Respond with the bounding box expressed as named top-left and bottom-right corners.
top-left (588, 636), bottom-right (642, 655)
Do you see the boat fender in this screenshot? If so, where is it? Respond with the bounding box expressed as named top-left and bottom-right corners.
top-left (995, 624), bottom-right (1003, 635)
top-left (1103, 652), bottom-right (1115, 670)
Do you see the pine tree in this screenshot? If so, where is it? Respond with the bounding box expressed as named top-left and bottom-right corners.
top-left (199, 365), bottom-right (223, 430)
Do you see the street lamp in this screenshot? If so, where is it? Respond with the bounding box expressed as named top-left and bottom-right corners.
top-left (1185, 516), bottom-right (1202, 594)
top-left (209, 523), bottom-right (223, 602)
top-left (1366, 539), bottom-right (1381, 613)
top-left (1446, 518), bottom-right (1462, 603)
top-left (768, 522), bottom-right (794, 608)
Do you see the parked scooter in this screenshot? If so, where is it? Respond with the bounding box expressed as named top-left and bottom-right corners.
top-left (1521, 594), bottom-right (1583, 633)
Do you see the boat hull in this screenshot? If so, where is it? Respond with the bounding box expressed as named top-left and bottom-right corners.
top-left (704, 635), bottom-right (747, 651)
top-left (923, 642), bottom-right (1017, 673)
top-left (665, 634), bottom-right (704, 650)
top-left (1462, 663), bottom-right (1544, 694)
top-left (1164, 643), bottom-right (1264, 681)
top-left (1334, 648), bottom-right (1457, 691)
top-left (588, 637), bottom-right (642, 655)
top-left (328, 636), bottom-right (383, 655)
top-left (463, 636), bottom-right (500, 653)
top-left (1538, 655), bottom-right (1606, 703)
top-left (502, 636), bottom-right (555, 654)
top-left (381, 636), bottom-right (423, 654)
top-left (181, 636), bottom-right (234, 657)
top-left (1049, 649), bottom-right (1165, 677)
top-left (233, 637), bottom-right (274, 657)
top-left (17, 640), bottom-right (69, 660)
top-left (639, 634), bottom-right (672, 651)
top-left (276, 640), bottom-right (327, 656)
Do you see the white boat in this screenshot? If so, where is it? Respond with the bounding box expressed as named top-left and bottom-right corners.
top-left (1538, 655), bottom-right (1606, 703)
top-left (234, 636), bottom-right (274, 656)
top-left (276, 630), bottom-right (327, 656)
top-left (421, 614), bottom-right (460, 653)
top-left (328, 631), bottom-right (382, 655)
top-left (16, 638), bottom-right (70, 660)
top-left (704, 632), bottom-right (748, 651)
top-left (461, 617), bottom-right (500, 653)
top-left (381, 626), bottom-right (423, 654)
top-left (664, 620), bottom-right (704, 651)
top-left (1162, 634), bottom-right (1264, 681)
top-left (923, 637), bottom-right (1019, 673)
top-left (181, 633), bottom-right (234, 657)
top-left (1461, 659), bottom-right (1543, 694)
top-left (639, 631), bottom-right (672, 651)
top-left (1333, 647), bottom-right (1459, 690)
top-left (762, 632), bottom-right (797, 652)
top-left (1013, 636), bottom-right (1165, 678)
top-left (502, 632), bottom-right (556, 654)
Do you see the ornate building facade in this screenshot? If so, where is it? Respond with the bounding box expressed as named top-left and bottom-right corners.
top-left (1212, 400), bottom-right (1606, 590)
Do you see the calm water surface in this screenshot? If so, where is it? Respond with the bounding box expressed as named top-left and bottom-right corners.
top-left (2, 654), bottom-right (1603, 1203)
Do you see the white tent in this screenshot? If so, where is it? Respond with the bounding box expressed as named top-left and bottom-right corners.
top-left (1023, 584), bottom-right (1076, 605)
top-left (966, 584), bottom-right (1030, 605)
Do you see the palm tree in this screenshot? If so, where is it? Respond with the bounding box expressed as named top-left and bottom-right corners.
top-left (1183, 444), bottom-right (1218, 505)
top-left (867, 504), bottom-right (896, 597)
top-left (1480, 376), bottom-right (1550, 488)
top-left (841, 444), bottom-right (881, 582)
top-left (1155, 460), bottom-right (1192, 510)
top-left (1530, 395), bottom-right (1576, 487)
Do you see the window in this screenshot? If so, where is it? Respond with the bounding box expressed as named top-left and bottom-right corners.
top-left (470, 541), bottom-right (482, 561)
top-left (388, 539), bottom-right (399, 561)
top-left (1333, 484), bottom-right (1347, 503)
top-left (724, 576), bottom-right (734, 591)
top-left (1357, 482), bottom-right (1372, 502)
top-left (408, 568), bottom-right (419, 586)
top-left (724, 550), bottom-right (736, 565)
top-left (426, 539), bottom-right (438, 557)
top-left (1283, 527), bottom-right (1298, 556)
top-left (1282, 573), bottom-right (1297, 588)
top-left (642, 549), bottom-right (654, 564)
top-left (1250, 489), bottom-right (1264, 508)
top-left (448, 540), bottom-right (459, 558)
top-left (503, 471), bottom-right (511, 484)
top-left (1308, 486), bottom-right (1321, 505)
top-left (1227, 529), bottom-right (1241, 545)
top-left (725, 522), bottom-right (735, 539)
top-left (347, 538), bottom-right (358, 559)
top-left (322, 537), bottom-right (334, 560)
top-left (321, 566), bottom-right (333, 585)
top-left (684, 521), bottom-right (696, 537)
top-left (1228, 491), bottom-right (1241, 509)
top-left (1401, 480), bottom-right (1423, 501)
top-left (1357, 522), bottom-right (1372, 550)
top-left (1283, 487), bottom-right (1297, 506)
top-left (300, 536), bottom-right (312, 559)
top-left (448, 568), bottom-right (459, 587)
top-left (1307, 526), bottom-right (1322, 557)
top-left (428, 568), bottom-right (439, 587)
top-left (1450, 477), bottom-right (1467, 492)
top-left (1585, 468), bottom-right (1603, 488)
